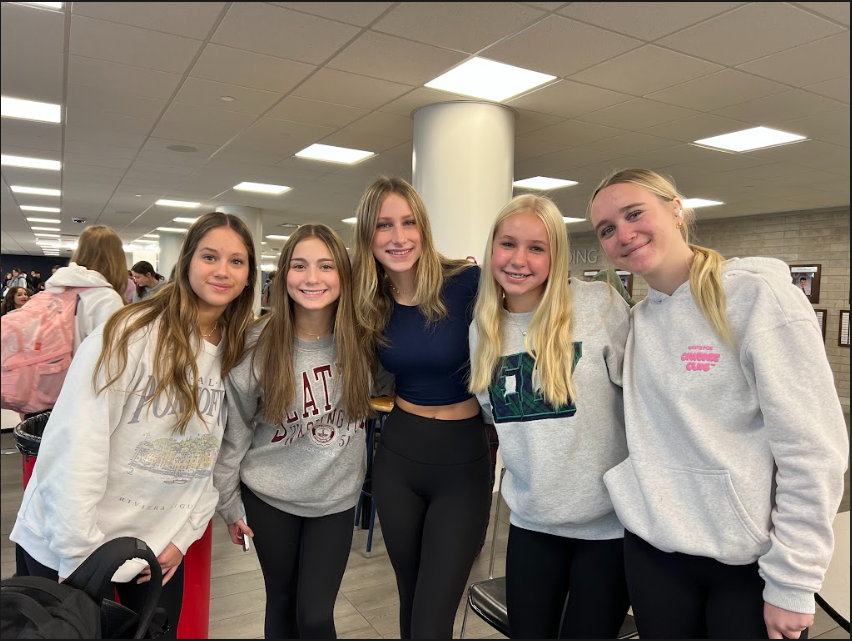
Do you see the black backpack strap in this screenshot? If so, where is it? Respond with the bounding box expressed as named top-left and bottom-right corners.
top-left (1, 591), bottom-right (54, 628)
top-left (65, 538), bottom-right (163, 639)
top-left (2, 576), bottom-right (70, 602)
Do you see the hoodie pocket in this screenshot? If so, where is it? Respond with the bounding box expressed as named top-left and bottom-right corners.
top-left (604, 457), bottom-right (769, 564)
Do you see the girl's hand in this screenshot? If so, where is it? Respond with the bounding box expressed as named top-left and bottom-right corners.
top-left (136, 543), bottom-right (184, 586)
top-left (228, 519), bottom-right (254, 551)
top-left (764, 602), bottom-right (813, 639)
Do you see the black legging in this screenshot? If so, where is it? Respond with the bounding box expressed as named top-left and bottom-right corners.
top-left (624, 530), bottom-right (808, 639)
top-left (506, 524), bottom-right (629, 639)
top-left (373, 405), bottom-right (492, 639)
top-left (241, 484), bottom-right (355, 639)
top-left (21, 546), bottom-right (184, 639)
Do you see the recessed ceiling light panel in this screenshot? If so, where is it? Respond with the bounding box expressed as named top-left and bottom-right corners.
top-left (21, 205), bottom-right (61, 212)
top-left (11, 186), bottom-right (61, 196)
top-left (233, 182), bottom-right (291, 195)
top-left (1, 155), bottom-right (61, 170)
top-left (426, 57), bottom-right (555, 102)
top-left (513, 177), bottom-right (578, 190)
top-left (295, 144), bottom-right (374, 164)
top-left (682, 198), bottom-right (724, 208)
top-left (156, 199), bottom-right (200, 208)
top-left (1, 96), bottom-right (61, 123)
top-left (693, 127), bottom-right (806, 152)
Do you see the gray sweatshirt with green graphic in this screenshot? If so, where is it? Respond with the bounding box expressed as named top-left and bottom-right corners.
top-left (214, 324), bottom-right (366, 523)
top-left (606, 257), bottom-right (848, 614)
top-left (470, 279), bottom-right (630, 540)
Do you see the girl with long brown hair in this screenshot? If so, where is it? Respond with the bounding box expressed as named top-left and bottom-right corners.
top-left (214, 225), bottom-right (373, 639)
top-left (11, 212), bottom-right (257, 638)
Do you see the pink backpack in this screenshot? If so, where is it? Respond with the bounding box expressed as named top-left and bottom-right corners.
top-left (1, 288), bottom-right (84, 414)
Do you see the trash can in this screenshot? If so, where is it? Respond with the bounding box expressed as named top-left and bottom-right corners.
top-left (13, 410), bottom-right (50, 489)
top-left (177, 522), bottom-right (212, 639)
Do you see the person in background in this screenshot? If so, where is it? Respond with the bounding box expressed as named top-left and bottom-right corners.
top-left (215, 225), bottom-right (373, 639)
top-left (797, 276), bottom-right (812, 297)
top-left (261, 270), bottom-right (277, 308)
top-left (130, 261), bottom-right (166, 302)
top-left (588, 168), bottom-right (848, 640)
top-left (10, 212), bottom-right (257, 638)
top-left (29, 270), bottom-right (41, 291)
top-left (10, 268), bottom-right (27, 289)
top-left (592, 269), bottom-right (637, 307)
top-left (1, 286), bottom-right (30, 316)
top-left (352, 176), bottom-right (490, 639)
top-left (124, 270), bottom-right (136, 304)
top-left (470, 194), bottom-right (631, 638)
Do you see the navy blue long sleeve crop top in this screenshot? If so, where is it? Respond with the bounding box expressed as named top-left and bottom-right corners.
top-left (378, 265), bottom-right (480, 406)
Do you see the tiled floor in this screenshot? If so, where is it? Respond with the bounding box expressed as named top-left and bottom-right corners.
top-left (2, 427), bottom-right (849, 639)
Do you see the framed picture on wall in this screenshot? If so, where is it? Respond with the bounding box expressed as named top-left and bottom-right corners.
top-left (789, 264), bottom-right (821, 304)
top-left (814, 309), bottom-right (827, 340)
top-left (840, 311), bottom-right (850, 348)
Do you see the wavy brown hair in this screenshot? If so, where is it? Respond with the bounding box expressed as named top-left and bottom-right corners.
top-left (72, 225), bottom-right (130, 298)
top-left (93, 212), bottom-right (258, 434)
top-left (351, 176), bottom-right (472, 353)
top-left (253, 225), bottom-right (372, 422)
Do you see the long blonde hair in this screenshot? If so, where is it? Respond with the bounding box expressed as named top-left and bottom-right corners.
top-left (589, 168), bottom-right (733, 346)
top-left (470, 194), bottom-right (578, 407)
top-left (72, 225), bottom-right (129, 298)
top-left (93, 212), bottom-right (258, 434)
top-left (253, 225), bottom-right (372, 423)
top-left (351, 176), bottom-right (472, 351)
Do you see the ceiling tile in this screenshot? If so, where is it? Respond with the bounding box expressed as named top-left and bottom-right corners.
top-left (67, 84), bottom-right (167, 120)
top-left (797, 2), bottom-right (850, 26)
top-left (174, 77), bottom-right (282, 116)
top-left (513, 109), bottom-right (565, 136)
top-left (517, 147), bottom-right (625, 175)
top-left (576, 98), bottom-right (697, 130)
top-left (69, 55), bottom-right (182, 100)
top-left (229, 118), bottom-right (336, 155)
top-left (64, 126), bottom-right (147, 149)
top-left (266, 96), bottom-right (369, 128)
top-left (558, 2), bottom-right (743, 41)
top-left (514, 136), bottom-right (572, 160)
top-left (65, 108), bottom-right (155, 136)
top-left (268, 2), bottom-right (394, 27)
top-left (62, 152), bottom-right (133, 170)
top-left (484, 15), bottom-right (642, 78)
top-left (804, 76), bottom-right (850, 104)
top-left (321, 129), bottom-right (408, 154)
top-left (1, 2), bottom-right (64, 53)
top-left (189, 44), bottom-right (316, 94)
top-left (507, 80), bottom-right (632, 118)
top-left (294, 69), bottom-right (412, 109)
top-left (327, 31), bottom-right (466, 85)
top-left (373, 2), bottom-right (545, 53)
top-left (69, 15), bottom-right (203, 74)
top-left (582, 132), bottom-right (681, 155)
top-left (1, 48), bottom-right (63, 104)
top-left (378, 88), bottom-right (473, 117)
top-left (647, 69), bottom-right (789, 112)
top-left (747, 139), bottom-right (850, 173)
top-left (780, 108), bottom-right (850, 147)
top-left (713, 89), bottom-right (847, 124)
top-left (71, 2), bottom-right (226, 39)
top-left (211, 3), bottom-right (360, 65)
top-left (643, 113), bottom-right (751, 142)
top-left (0, 119), bottom-right (62, 150)
top-left (656, 3), bottom-right (844, 66)
top-left (523, 119), bottom-right (626, 146)
top-left (737, 32), bottom-right (850, 87)
top-left (151, 102), bottom-right (255, 146)
top-left (338, 112), bottom-right (413, 140)
top-left (569, 46), bottom-right (723, 95)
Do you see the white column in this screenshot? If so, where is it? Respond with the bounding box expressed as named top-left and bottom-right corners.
top-left (216, 205), bottom-right (263, 315)
top-left (412, 101), bottom-right (515, 263)
top-left (157, 232), bottom-right (183, 281)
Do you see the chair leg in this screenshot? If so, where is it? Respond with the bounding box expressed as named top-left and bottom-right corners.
top-left (460, 599), bottom-right (470, 639)
top-left (354, 492), bottom-right (363, 529)
top-left (365, 497), bottom-right (377, 558)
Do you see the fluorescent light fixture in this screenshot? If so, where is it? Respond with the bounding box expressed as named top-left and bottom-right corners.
top-left (1, 96), bottom-right (61, 123)
top-left (694, 127), bottom-right (806, 152)
top-left (513, 177), bottom-right (578, 190)
top-left (26, 217), bottom-right (60, 223)
top-left (142, 234), bottom-right (159, 239)
top-left (342, 217), bottom-right (358, 224)
top-left (11, 186), bottom-right (61, 197)
top-left (31, 226), bottom-right (60, 231)
top-left (426, 57), bottom-right (556, 102)
top-left (173, 217), bottom-right (199, 224)
top-left (1, 155), bottom-right (61, 170)
top-left (682, 198), bottom-right (724, 208)
top-left (155, 199), bottom-right (199, 208)
top-left (261, 254), bottom-right (278, 259)
top-left (265, 235), bottom-right (290, 241)
top-left (261, 264), bottom-right (276, 270)
top-left (11, 2), bottom-right (64, 8)
top-left (21, 205), bottom-right (61, 213)
top-left (563, 217), bottom-right (585, 224)
top-left (295, 144), bottom-right (374, 165)
top-left (34, 233), bottom-right (59, 238)
top-left (233, 182), bottom-right (291, 195)
top-left (157, 227), bottom-right (188, 233)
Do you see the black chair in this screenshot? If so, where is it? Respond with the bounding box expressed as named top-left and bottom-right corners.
top-left (354, 396), bottom-right (393, 558)
top-left (460, 468), bottom-right (639, 639)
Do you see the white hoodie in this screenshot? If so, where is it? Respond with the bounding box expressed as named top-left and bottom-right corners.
top-left (605, 257), bottom-right (848, 614)
top-left (44, 262), bottom-right (125, 353)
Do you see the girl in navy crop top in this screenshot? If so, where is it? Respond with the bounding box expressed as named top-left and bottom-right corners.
top-left (351, 177), bottom-right (492, 639)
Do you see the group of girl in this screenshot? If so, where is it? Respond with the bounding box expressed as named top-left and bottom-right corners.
top-left (11, 169), bottom-right (847, 640)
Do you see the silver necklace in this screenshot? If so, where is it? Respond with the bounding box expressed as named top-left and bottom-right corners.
top-left (201, 322), bottom-right (220, 338)
top-left (507, 311), bottom-right (527, 337)
top-left (389, 282), bottom-right (410, 297)
top-left (296, 326), bottom-right (331, 341)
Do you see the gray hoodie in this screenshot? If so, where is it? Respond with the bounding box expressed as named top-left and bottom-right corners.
top-left (605, 257), bottom-right (848, 614)
top-left (214, 324), bottom-right (366, 523)
top-left (470, 279), bottom-right (630, 540)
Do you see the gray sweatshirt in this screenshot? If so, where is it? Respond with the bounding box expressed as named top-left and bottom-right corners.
top-left (606, 257), bottom-right (848, 614)
top-left (214, 325), bottom-right (366, 523)
top-left (470, 279), bottom-right (630, 540)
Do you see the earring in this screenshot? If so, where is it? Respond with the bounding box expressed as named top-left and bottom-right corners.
top-left (676, 221), bottom-right (683, 230)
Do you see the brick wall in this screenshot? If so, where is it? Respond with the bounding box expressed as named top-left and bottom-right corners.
top-left (569, 207), bottom-right (850, 409)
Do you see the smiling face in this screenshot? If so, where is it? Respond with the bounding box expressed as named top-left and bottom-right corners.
top-left (491, 212), bottom-right (551, 313)
top-left (188, 226), bottom-right (250, 318)
top-left (371, 192), bottom-right (422, 276)
top-left (590, 182), bottom-right (685, 282)
top-left (14, 288), bottom-right (29, 308)
top-left (286, 237), bottom-right (341, 313)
